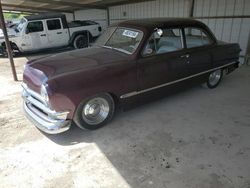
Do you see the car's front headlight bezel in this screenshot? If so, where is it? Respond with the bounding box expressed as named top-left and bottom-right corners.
top-left (40, 84), bottom-right (49, 104)
top-left (8, 35), bottom-right (16, 38)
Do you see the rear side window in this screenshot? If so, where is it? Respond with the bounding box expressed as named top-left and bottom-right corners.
top-left (47, 19), bottom-right (61, 30)
top-left (184, 28), bottom-right (212, 48)
top-left (27, 21), bottom-right (43, 33)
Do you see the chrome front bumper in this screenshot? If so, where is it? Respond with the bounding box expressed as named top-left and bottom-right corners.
top-left (22, 84), bottom-right (71, 134)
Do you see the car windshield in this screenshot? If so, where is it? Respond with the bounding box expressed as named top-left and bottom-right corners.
top-left (94, 27), bottom-right (143, 54)
top-left (94, 27), bottom-right (116, 47)
top-left (16, 18), bottom-right (27, 32)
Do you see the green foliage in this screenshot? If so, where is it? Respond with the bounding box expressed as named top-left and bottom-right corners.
top-left (3, 13), bottom-right (28, 20)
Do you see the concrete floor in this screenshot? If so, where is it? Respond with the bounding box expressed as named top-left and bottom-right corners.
top-left (0, 51), bottom-right (250, 188)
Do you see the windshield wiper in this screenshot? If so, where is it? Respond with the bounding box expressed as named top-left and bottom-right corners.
top-left (103, 45), bottom-right (131, 54)
top-left (112, 47), bottom-right (131, 54)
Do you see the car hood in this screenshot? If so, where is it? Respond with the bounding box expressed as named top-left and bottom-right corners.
top-left (0, 28), bottom-right (19, 39)
top-left (27, 47), bottom-right (129, 79)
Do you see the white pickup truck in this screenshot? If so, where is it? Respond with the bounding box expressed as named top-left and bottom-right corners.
top-left (0, 13), bottom-right (102, 55)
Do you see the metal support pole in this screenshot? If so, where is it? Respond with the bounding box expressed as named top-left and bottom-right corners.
top-left (245, 30), bottom-right (250, 65)
top-left (107, 7), bottom-right (110, 26)
top-left (189, 0), bottom-right (195, 18)
top-left (0, 1), bottom-right (17, 81)
top-left (87, 31), bottom-right (89, 47)
top-left (73, 11), bottom-right (76, 21)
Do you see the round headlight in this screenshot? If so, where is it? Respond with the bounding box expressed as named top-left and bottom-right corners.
top-left (40, 84), bottom-right (49, 103)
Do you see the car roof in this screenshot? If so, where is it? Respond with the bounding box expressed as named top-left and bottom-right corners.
top-left (113, 18), bottom-right (206, 30)
top-left (24, 13), bottom-right (65, 21)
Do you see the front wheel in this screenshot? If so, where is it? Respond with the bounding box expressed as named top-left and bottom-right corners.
top-left (203, 69), bottom-right (223, 89)
top-left (73, 93), bottom-right (115, 130)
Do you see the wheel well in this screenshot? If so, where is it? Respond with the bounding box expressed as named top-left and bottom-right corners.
top-left (1, 41), bottom-right (19, 51)
top-left (70, 31), bottom-right (93, 45)
top-left (73, 31), bottom-right (91, 39)
top-left (108, 92), bottom-right (120, 108)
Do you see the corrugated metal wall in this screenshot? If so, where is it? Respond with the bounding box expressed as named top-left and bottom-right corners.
top-left (74, 9), bottom-right (108, 29)
top-left (194, 0), bottom-right (250, 56)
top-left (109, 0), bottom-right (190, 22)
top-left (109, 0), bottom-right (250, 56)
top-left (64, 13), bottom-right (74, 22)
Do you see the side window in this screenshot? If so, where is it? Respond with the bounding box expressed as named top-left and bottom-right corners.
top-left (26, 21), bottom-right (44, 33)
top-left (184, 28), bottom-right (212, 48)
top-left (143, 28), bottom-right (183, 56)
top-left (47, 19), bottom-right (61, 30)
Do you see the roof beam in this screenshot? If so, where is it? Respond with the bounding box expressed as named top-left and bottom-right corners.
top-left (3, 8), bottom-right (48, 14)
top-left (98, 0), bottom-right (155, 7)
top-left (2, 3), bottom-right (74, 13)
top-left (25, 0), bottom-right (106, 10)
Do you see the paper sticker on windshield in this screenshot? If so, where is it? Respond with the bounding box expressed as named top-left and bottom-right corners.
top-left (122, 30), bottom-right (139, 38)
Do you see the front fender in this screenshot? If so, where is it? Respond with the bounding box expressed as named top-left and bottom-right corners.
top-left (48, 61), bottom-right (137, 119)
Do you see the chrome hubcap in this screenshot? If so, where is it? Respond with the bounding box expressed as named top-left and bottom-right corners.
top-left (82, 97), bottom-right (110, 125)
top-left (209, 70), bottom-right (221, 86)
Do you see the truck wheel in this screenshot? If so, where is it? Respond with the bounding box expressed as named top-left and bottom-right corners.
top-left (203, 69), bottom-right (223, 89)
top-left (2, 49), bottom-right (15, 58)
top-left (73, 35), bottom-right (88, 49)
top-left (73, 93), bottom-right (115, 130)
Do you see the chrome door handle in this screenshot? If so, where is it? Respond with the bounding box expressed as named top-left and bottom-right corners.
top-left (180, 54), bottom-right (190, 58)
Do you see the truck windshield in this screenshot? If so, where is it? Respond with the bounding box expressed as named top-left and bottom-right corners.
top-left (94, 27), bottom-right (143, 54)
top-left (16, 18), bottom-right (27, 32)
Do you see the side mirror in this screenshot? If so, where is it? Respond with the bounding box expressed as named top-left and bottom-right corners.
top-left (156, 28), bottom-right (163, 37)
top-left (144, 48), bottom-right (153, 55)
top-left (153, 28), bottom-right (163, 39)
top-left (25, 28), bottom-right (29, 34)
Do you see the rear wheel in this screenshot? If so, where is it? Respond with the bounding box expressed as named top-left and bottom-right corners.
top-left (203, 69), bottom-right (223, 89)
top-left (73, 35), bottom-right (88, 49)
top-left (73, 93), bottom-right (115, 130)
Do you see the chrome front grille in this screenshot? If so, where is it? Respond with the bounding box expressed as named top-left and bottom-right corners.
top-left (22, 83), bottom-right (69, 121)
top-left (22, 83), bottom-right (71, 134)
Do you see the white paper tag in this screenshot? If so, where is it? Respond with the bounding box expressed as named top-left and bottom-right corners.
top-left (122, 30), bottom-right (139, 38)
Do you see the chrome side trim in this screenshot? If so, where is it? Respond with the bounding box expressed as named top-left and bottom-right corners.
top-left (120, 61), bottom-right (237, 99)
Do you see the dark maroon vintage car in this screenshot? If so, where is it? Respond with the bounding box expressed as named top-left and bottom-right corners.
top-left (22, 18), bottom-right (241, 134)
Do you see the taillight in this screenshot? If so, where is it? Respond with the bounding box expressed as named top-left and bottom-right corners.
top-left (98, 26), bottom-right (102, 32)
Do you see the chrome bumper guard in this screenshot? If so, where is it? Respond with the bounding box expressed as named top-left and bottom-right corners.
top-left (22, 84), bottom-right (71, 134)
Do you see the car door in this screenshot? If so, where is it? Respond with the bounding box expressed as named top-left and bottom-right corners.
top-left (23, 20), bottom-right (49, 51)
top-left (137, 27), bottom-right (190, 93)
top-left (182, 27), bottom-right (214, 75)
top-left (46, 18), bottom-right (69, 47)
